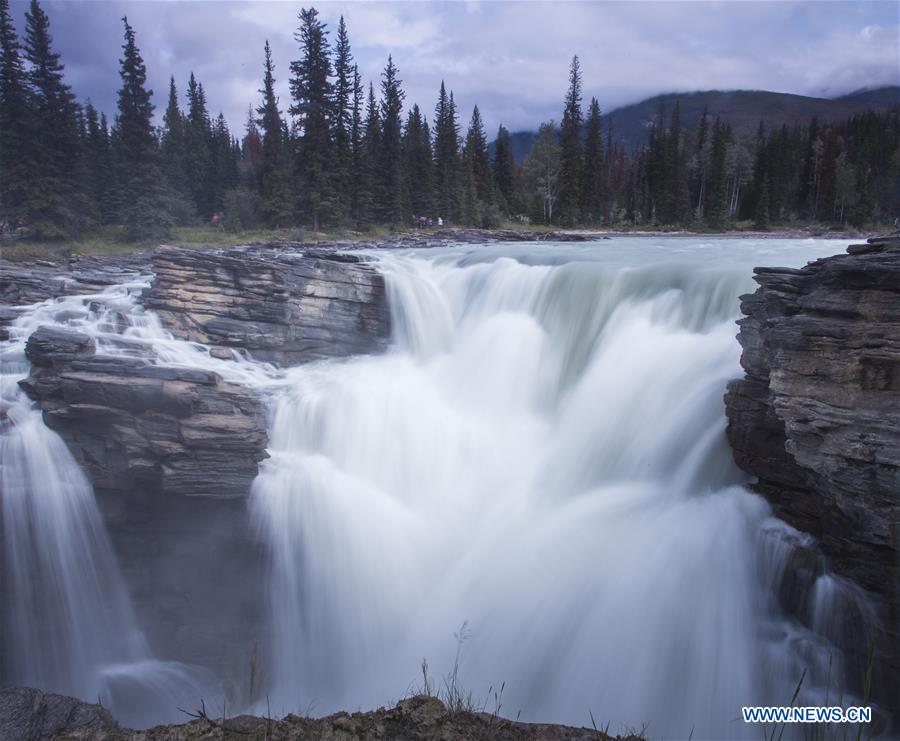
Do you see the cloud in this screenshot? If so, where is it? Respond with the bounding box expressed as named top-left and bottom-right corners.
top-left (9, 0), bottom-right (899, 135)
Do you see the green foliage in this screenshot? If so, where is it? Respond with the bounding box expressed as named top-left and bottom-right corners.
top-left (222, 186), bottom-right (260, 232)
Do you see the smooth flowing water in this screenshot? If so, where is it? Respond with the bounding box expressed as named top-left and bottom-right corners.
top-left (0, 238), bottom-right (877, 737)
top-left (251, 238), bottom-right (873, 737)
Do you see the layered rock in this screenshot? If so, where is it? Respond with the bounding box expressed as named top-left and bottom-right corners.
top-left (20, 326), bottom-right (267, 499)
top-left (724, 235), bottom-right (900, 715)
top-left (145, 246), bottom-right (391, 366)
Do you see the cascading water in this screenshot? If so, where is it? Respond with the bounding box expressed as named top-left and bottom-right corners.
top-left (0, 238), bottom-right (881, 736)
top-left (251, 239), bottom-right (877, 738)
top-left (0, 279), bottom-right (250, 728)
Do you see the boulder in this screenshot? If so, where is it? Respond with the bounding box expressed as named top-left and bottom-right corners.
top-left (0, 687), bottom-right (118, 740)
top-left (21, 326), bottom-right (267, 499)
top-left (144, 246), bottom-right (391, 366)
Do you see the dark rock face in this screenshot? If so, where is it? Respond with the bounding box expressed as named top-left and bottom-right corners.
top-left (724, 235), bottom-right (900, 716)
top-left (145, 246), bottom-right (391, 366)
top-left (21, 325), bottom-right (268, 499)
top-left (0, 687), bottom-right (119, 740)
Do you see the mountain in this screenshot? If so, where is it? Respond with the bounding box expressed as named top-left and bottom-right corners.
top-left (495, 86), bottom-right (900, 163)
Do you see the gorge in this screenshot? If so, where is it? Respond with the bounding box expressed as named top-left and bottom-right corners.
top-left (0, 235), bottom-right (897, 739)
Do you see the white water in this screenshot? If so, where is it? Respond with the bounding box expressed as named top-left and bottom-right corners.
top-left (0, 278), bottom-right (264, 727)
top-left (250, 238), bottom-right (873, 738)
top-left (0, 238), bottom-right (877, 736)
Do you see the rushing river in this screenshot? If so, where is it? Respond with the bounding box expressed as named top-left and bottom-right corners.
top-left (0, 238), bottom-right (879, 737)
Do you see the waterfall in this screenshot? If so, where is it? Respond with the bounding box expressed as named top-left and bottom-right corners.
top-left (251, 240), bottom-right (871, 738)
top-left (0, 280), bottom-right (223, 728)
top-left (1, 238), bottom-right (878, 736)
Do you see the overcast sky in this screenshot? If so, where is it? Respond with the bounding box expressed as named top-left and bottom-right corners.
top-left (9, 0), bottom-right (900, 136)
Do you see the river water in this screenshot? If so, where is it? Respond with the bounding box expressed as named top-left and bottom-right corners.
top-left (0, 238), bottom-right (877, 736)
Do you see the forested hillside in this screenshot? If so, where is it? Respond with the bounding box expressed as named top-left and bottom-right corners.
top-left (0, 0), bottom-right (897, 241)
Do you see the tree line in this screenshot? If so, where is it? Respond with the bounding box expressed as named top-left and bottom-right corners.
top-left (1, 1), bottom-right (896, 241)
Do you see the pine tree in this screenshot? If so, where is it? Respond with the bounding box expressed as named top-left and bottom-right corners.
top-left (0, 0), bottom-right (31, 224)
top-left (82, 102), bottom-right (111, 225)
top-left (160, 76), bottom-right (190, 216)
top-left (256, 41), bottom-right (292, 227)
top-left (754, 174), bottom-right (770, 230)
top-left (184, 73), bottom-right (214, 217)
top-left (557, 55), bottom-right (583, 225)
top-left (581, 97), bottom-right (603, 223)
top-left (464, 106), bottom-right (492, 202)
top-left (493, 125), bottom-right (515, 214)
top-left (524, 121), bottom-right (561, 224)
top-left (403, 104), bottom-right (434, 218)
top-left (356, 81), bottom-right (380, 228)
top-left (705, 119), bottom-right (729, 229)
top-left (115, 16), bottom-right (171, 239)
top-left (349, 65), bottom-right (368, 226)
top-left (378, 55), bottom-right (406, 224)
top-left (23, 0), bottom-right (83, 237)
top-left (433, 81), bottom-right (461, 222)
top-left (331, 15), bottom-right (353, 223)
top-left (290, 6), bottom-right (333, 230)
top-left (666, 100), bottom-right (688, 223)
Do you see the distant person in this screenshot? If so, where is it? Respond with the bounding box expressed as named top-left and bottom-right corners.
top-left (437, 216), bottom-right (443, 227)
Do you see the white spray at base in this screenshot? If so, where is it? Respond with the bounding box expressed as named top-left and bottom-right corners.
top-left (250, 241), bottom-right (877, 738)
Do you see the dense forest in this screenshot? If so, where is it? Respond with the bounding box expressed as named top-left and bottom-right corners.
top-left (0, 0), bottom-right (898, 241)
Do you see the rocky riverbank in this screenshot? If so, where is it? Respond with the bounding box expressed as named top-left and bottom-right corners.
top-left (724, 234), bottom-right (900, 720)
top-left (0, 688), bottom-right (640, 741)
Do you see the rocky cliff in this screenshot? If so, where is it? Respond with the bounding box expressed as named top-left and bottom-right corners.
top-left (724, 234), bottom-right (900, 716)
top-left (145, 246), bottom-right (391, 366)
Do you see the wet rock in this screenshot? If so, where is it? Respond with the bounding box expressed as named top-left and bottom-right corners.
top-left (144, 246), bottom-right (391, 366)
top-left (21, 325), bottom-right (267, 499)
top-left (724, 234), bottom-right (900, 719)
top-left (0, 687), bottom-right (118, 740)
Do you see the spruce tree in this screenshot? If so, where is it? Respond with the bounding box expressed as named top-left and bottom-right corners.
top-left (378, 55), bottom-right (406, 224)
top-left (464, 106), bottom-right (492, 203)
top-left (331, 15), bottom-right (353, 223)
top-left (581, 97), bottom-right (603, 223)
top-left (356, 81), bottom-right (380, 228)
top-left (349, 65), bottom-right (366, 226)
top-left (289, 6), bottom-right (333, 230)
top-left (705, 119), bottom-right (729, 229)
top-left (403, 104), bottom-right (434, 218)
top-left (184, 73), bottom-right (213, 217)
top-left (493, 125), bottom-right (515, 214)
top-left (256, 41), bottom-right (292, 226)
top-left (114, 16), bottom-right (171, 240)
top-left (0, 0), bottom-right (31, 224)
top-left (754, 174), bottom-right (770, 230)
top-left (433, 81), bottom-right (461, 222)
top-left (23, 0), bottom-right (83, 237)
top-left (557, 55), bottom-right (583, 225)
top-left (160, 76), bottom-right (189, 208)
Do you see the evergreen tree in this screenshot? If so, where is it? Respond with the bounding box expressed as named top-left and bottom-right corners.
top-left (256, 41), bottom-right (292, 226)
top-left (581, 97), bottom-right (603, 223)
top-left (705, 119), bottom-right (729, 229)
top-left (433, 81), bottom-right (461, 222)
top-left (331, 15), bottom-right (353, 223)
top-left (349, 65), bottom-right (368, 226)
top-left (378, 55), bottom-right (406, 224)
top-left (557, 55), bottom-right (583, 225)
top-left (754, 174), bottom-right (770, 230)
top-left (493, 125), bottom-right (515, 214)
top-left (356, 80), bottom-right (380, 228)
top-left (160, 76), bottom-right (190, 211)
top-left (0, 0), bottom-right (31, 223)
top-left (524, 121), bottom-right (561, 224)
top-left (82, 102), bottom-right (112, 224)
top-left (114, 16), bottom-right (171, 239)
top-left (464, 106), bottom-right (492, 202)
top-left (184, 73), bottom-right (214, 216)
top-left (290, 6), bottom-right (333, 230)
top-left (23, 0), bottom-right (83, 236)
top-left (403, 104), bottom-right (434, 218)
